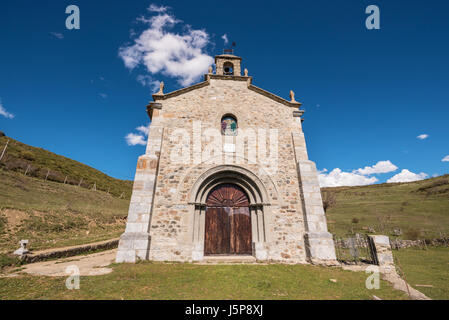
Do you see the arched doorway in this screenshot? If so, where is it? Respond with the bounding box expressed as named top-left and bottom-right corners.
top-left (204, 184), bottom-right (252, 255)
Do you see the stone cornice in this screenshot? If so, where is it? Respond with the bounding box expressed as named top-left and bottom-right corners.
top-left (209, 74), bottom-right (250, 81)
top-left (146, 102), bottom-right (162, 120)
top-left (152, 80), bottom-right (210, 101)
top-left (215, 54), bottom-right (242, 62)
top-left (293, 110), bottom-right (305, 117)
top-left (150, 73), bottom-right (304, 111)
top-left (248, 84), bottom-right (302, 109)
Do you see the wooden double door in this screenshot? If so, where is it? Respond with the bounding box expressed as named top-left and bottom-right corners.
top-left (204, 184), bottom-right (252, 255)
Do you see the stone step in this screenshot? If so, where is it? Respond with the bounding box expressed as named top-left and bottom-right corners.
top-left (201, 255), bottom-right (257, 264)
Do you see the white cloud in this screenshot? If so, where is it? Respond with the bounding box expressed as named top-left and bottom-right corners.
top-left (319, 168), bottom-right (378, 188)
top-left (387, 169), bottom-right (428, 183)
top-left (50, 32), bottom-right (64, 39)
top-left (136, 125), bottom-right (149, 136)
top-left (147, 4), bottom-right (169, 13)
top-left (354, 160), bottom-right (398, 175)
top-left (119, 6), bottom-right (213, 87)
top-left (0, 100), bottom-right (14, 119)
top-left (136, 75), bottom-right (161, 93)
top-left (125, 133), bottom-right (147, 146)
top-left (319, 160), bottom-right (399, 187)
top-left (442, 155), bottom-right (449, 162)
top-left (222, 34), bottom-right (229, 45)
top-left (125, 124), bottom-right (150, 146)
top-left (417, 134), bottom-right (429, 140)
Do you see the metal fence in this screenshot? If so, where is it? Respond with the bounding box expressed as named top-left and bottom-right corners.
top-left (334, 234), bottom-right (376, 265)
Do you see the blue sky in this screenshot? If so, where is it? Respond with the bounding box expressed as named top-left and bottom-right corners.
top-left (0, 0), bottom-right (448, 185)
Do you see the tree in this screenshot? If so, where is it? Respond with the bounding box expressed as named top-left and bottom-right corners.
top-left (322, 191), bottom-right (336, 213)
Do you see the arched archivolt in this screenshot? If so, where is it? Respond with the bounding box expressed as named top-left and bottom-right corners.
top-left (187, 164), bottom-right (273, 260)
top-left (188, 165), bottom-right (273, 206)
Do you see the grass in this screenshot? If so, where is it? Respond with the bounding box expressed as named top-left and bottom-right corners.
top-left (323, 175), bottom-right (449, 239)
top-left (0, 168), bottom-right (129, 255)
top-left (393, 247), bottom-right (449, 300)
top-left (0, 253), bottom-right (22, 271)
top-left (0, 263), bottom-right (408, 300)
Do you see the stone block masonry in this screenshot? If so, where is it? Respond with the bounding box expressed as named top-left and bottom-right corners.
top-left (116, 53), bottom-right (338, 265)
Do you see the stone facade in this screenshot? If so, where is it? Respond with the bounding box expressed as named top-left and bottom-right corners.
top-left (116, 54), bottom-right (337, 264)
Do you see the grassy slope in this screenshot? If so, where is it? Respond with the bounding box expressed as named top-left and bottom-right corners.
top-left (0, 136), bottom-right (132, 198)
top-left (0, 169), bottom-right (129, 253)
top-left (393, 247), bottom-right (449, 300)
top-left (0, 135), bottom-right (133, 254)
top-left (323, 175), bottom-right (449, 239)
top-left (0, 263), bottom-right (407, 300)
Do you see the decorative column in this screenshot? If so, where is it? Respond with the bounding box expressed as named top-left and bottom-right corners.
top-left (116, 102), bottom-right (164, 263)
top-left (191, 205), bottom-right (205, 261)
top-left (252, 205), bottom-right (268, 260)
top-left (292, 111), bottom-right (337, 265)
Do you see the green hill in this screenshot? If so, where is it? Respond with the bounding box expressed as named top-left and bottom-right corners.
top-left (0, 135), bottom-right (132, 199)
top-left (322, 175), bottom-right (449, 239)
top-left (0, 135), bottom-right (132, 253)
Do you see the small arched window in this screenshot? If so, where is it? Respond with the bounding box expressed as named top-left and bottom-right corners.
top-left (221, 115), bottom-right (238, 136)
top-left (223, 62), bottom-right (234, 76)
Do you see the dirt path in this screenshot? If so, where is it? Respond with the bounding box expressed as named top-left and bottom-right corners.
top-left (342, 264), bottom-right (431, 300)
top-left (13, 249), bottom-right (117, 277)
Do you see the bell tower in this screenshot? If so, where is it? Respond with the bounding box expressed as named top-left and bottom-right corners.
top-left (215, 54), bottom-right (242, 76)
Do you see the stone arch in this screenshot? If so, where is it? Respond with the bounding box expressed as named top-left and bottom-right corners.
top-left (189, 165), bottom-right (271, 261)
top-left (223, 61), bottom-right (234, 75)
top-left (189, 165), bottom-right (269, 205)
top-left (174, 160), bottom-right (282, 206)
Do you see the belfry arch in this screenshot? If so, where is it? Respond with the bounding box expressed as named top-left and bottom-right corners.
top-left (189, 166), bottom-right (270, 261)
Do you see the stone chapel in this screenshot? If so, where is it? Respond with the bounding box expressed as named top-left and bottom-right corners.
top-left (116, 53), bottom-right (337, 264)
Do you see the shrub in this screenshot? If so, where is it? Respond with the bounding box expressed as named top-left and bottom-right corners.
top-left (405, 228), bottom-right (421, 240)
top-left (0, 215), bottom-right (6, 233)
top-left (0, 254), bottom-right (21, 271)
top-left (322, 191), bottom-right (336, 213)
top-left (20, 151), bottom-right (35, 161)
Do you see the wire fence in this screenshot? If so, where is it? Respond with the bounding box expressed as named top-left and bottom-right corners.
top-left (0, 139), bottom-right (130, 200)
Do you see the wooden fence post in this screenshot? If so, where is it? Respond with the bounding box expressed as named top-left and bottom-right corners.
top-left (0, 139), bottom-right (9, 161)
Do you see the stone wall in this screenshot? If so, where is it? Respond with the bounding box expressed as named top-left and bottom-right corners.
top-left (390, 238), bottom-right (449, 249)
top-left (334, 235), bottom-right (449, 249)
top-left (23, 238), bottom-right (119, 263)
